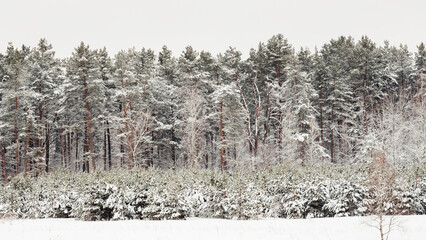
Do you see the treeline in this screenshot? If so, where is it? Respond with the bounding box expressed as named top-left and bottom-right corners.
top-left (0, 35), bottom-right (425, 182)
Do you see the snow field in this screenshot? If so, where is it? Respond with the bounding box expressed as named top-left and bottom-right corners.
top-left (1, 215), bottom-right (425, 240)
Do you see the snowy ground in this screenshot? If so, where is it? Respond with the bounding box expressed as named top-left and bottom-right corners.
top-left (1, 216), bottom-right (425, 240)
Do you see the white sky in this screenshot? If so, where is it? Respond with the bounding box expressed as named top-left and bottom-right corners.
top-left (0, 0), bottom-right (425, 59)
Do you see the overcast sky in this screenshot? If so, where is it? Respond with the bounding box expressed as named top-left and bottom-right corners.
top-left (0, 0), bottom-right (424, 59)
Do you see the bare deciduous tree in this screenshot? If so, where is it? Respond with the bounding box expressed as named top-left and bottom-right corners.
top-left (178, 87), bottom-right (206, 168)
top-left (367, 151), bottom-right (398, 240)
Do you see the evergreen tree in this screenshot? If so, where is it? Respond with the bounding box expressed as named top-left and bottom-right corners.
top-left (265, 34), bottom-right (293, 148)
top-left (23, 39), bottom-right (61, 175)
top-left (94, 47), bottom-right (114, 170)
top-left (196, 50), bottom-right (218, 168)
top-left (0, 43), bottom-right (27, 174)
top-left (281, 53), bottom-right (324, 164)
top-left (415, 43), bottom-right (426, 71)
top-left (391, 44), bottom-right (415, 98)
top-left (352, 36), bottom-right (382, 134)
top-left (312, 49), bottom-right (327, 147)
top-left (414, 43), bottom-right (426, 102)
top-left (320, 37), bottom-right (358, 163)
top-left (153, 46), bottom-right (179, 167)
top-left (65, 42), bottom-right (104, 172)
top-left (212, 47), bottom-right (247, 169)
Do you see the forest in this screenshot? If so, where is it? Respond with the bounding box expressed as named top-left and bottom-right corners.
top-left (0, 34), bottom-right (425, 183)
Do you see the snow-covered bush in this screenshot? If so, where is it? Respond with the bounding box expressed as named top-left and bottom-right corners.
top-left (0, 163), bottom-right (424, 220)
top-left (322, 179), bottom-right (368, 217)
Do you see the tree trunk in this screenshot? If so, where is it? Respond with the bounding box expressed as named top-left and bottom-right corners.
top-left (338, 118), bottom-right (343, 160)
top-left (120, 73), bottom-right (132, 170)
top-left (171, 128), bottom-right (176, 167)
top-left (363, 61), bottom-right (368, 135)
top-left (1, 146), bottom-right (6, 184)
top-left (103, 128), bottom-right (107, 171)
top-left (24, 129), bottom-right (30, 177)
top-left (205, 134), bottom-right (209, 169)
top-left (263, 92), bottom-right (270, 144)
top-left (45, 124), bottom-right (50, 173)
top-left (75, 130), bottom-right (79, 171)
top-left (120, 143), bottom-right (124, 168)
top-left (319, 87), bottom-right (324, 146)
top-left (83, 123), bottom-right (89, 173)
top-left (220, 101), bottom-right (225, 171)
top-left (38, 101), bottom-right (43, 167)
top-left (129, 96), bottom-right (135, 168)
top-left (59, 127), bottom-right (65, 168)
top-left (106, 121), bottom-right (112, 170)
top-left (330, 103), bottom-right (335, 163)
top-left (68, 131), bottom-right (72, 170)
top-left (14, 94), bottom-right (19, 175)
top-left (236, 81), bottom-right (253, 156)
top-left (251, 77), bottom-right (260, 157)
top-left (83, 75), bottom-right (96, 172)
top-left (277, 62), bottom-right (283, 148)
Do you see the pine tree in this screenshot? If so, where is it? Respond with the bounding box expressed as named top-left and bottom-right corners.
top-left (416, 43), bottom-right (426, 70)
top-left (94, 47), bottom-right (114, 170)
top-left (114, 49), bottom-right (138, 169)
top-left (24, 38), bottom-right (61, 174)
top-left (281, 52), bottom-right (324, 164)
top-left (0, 52), bottom-right (9, 182)
top-left (211, 47), bottom-right (247, 169)
top-left (245, 46), bottom-right (268, 160)
top-left (312, 49), bottom-right (327, 147)
top-left (320, 36), bottom-right (358, 163)
top-left (0, 43), bottom-right (27, 174)
top-left (66, 42), bottom-right (104, 172)
top-left (196, 50), bottom-right (218, 168)
top-left (153, 46), bottom-right (180, 167)
top-left (352, 36), bottom-right (381, 134)
top-left (375, 41), bottom-right (398, 102)
top-left (265, 35), bottom-right (293, 149)
top-left (414, 43), bottom-right (426, 102)
top-left (392, 44), bottom-right (415, 99)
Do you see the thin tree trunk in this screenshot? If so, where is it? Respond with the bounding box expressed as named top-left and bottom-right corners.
top-left (220, 101), bottom-right (225, 171)
top-left (319, 87), bottom-right (324, 146)
top-left (24, 128), bottom-right (31, 177)
top-left (103, 128), bottom-right (107, 171)
top-left (171, 128), bottom-right (176, 167)
top-left (106, 121), bottom-right (112, 170)
top-left (263, 92), bottom-right (270, 144)
top-left (83, 75), bottom-right (96, 172)
top-left (59, 127), bottom-right (65, 168)
top-left (75, 130), bottom-right (79, 171)
top-left (331, 103), bottom-right (335, 163)
top-left (338, 118), bottom-right (343, 159)
top-left (129, 96), bottom-right (135, 168)
top-left (330, 74), bottom-right (336, 164)
top-left (1, 146), bottom-right (6, 184)
top-left (38, 101), bottom-right (43, 166)
top-left (45, 124), bottom-right (50, 173)
top-left (120, 73), bottom-right (132, 170)
top-left (205, 134), bottom-right (209, 169)
top-left (251, 76), bottom-right (260, 157)
top-left (84, 123), bottom-right (89, 173)
top-left (67, 130), bottom-right (71, 170)
top-left (14, 93), bottom-right (19, 175)
top-left (120, 143), bottom-right (124, 168)
top-left (363, 61), bottom-right (368, 134)
top-left (236, 81), bottom-right (253, 156)
top-left (277, 62), bottom-right (283, 148)
top-left (148, 131), bottom-right (154, 168)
